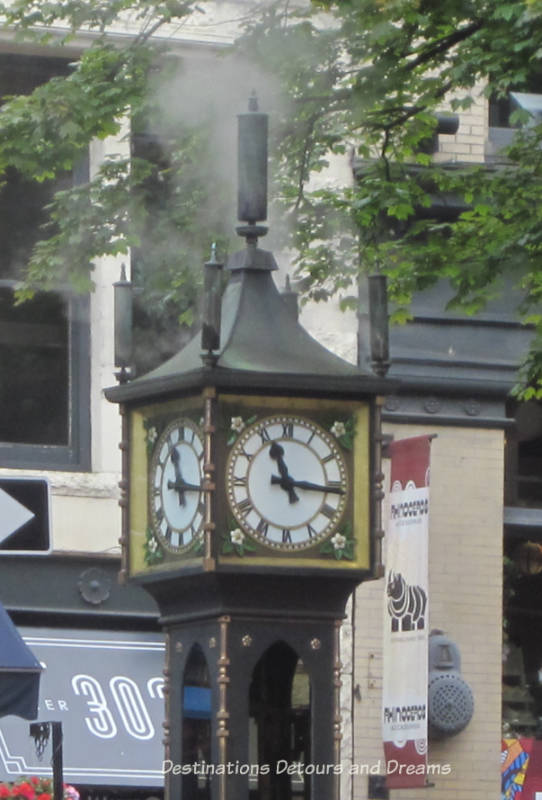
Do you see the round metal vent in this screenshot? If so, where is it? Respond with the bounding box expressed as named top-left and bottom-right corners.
top-left (78, 567), bottom-right (112, 606)
top-left (428, 672), bottom-right (474, 738)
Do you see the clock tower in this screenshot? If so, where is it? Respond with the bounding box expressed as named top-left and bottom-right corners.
top-left (106, 98), bottom-right (391, 800)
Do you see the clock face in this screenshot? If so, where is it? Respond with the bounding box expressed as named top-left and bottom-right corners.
top-left (148, 418), bottom-right (205, 552)
top-left (226, 414), bottom-right (348, 551)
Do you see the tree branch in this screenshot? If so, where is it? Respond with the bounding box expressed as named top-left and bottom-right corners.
top-left (405, 20), bottom-right (483, 71)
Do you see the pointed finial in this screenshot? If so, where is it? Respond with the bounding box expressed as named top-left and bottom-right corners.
top-left (281, 274), bottom-right (299, 320)
top-left (368, 274), bottom-right (390, 377)
top-left (248, 90), bottom-right (258, 112)
top-left (114, 263), bottom-right (133, 382)
top-left (201, 243), bottom-right (223, 363)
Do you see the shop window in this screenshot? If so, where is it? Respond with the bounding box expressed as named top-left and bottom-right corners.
top-left (0, 53), bottom-right (90, 470)
top-left (503, 402), bottom-right (542, 737)
top-left (505, 401), bottom-right (542, 508)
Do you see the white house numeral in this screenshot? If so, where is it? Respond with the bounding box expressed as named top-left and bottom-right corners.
top-left (110, 676), bottom-right (155, 740)
top-left (72, 673), bottom-right (164, 741)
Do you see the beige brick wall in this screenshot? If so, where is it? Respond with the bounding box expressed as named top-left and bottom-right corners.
top-left (351, 424), bottom-right (503, 800)
top-left (435, 84), bottom-right (489, 164)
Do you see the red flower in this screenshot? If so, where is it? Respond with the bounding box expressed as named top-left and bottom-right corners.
top-left (39, 794), bottom-right (51, 800)
top-left (0, 786), bottom-right (11, 798)
top-left (15, 783), bottom-right (35, 800)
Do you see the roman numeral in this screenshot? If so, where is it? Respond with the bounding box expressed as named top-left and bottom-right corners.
top-left (259, 426), bottom-right (271, 444)
top-left (238, 498), bottom-right (253, 515)
top-left (322, 453), bottom-right (335, 464)
top-left (327, 480), bottom-right (343, 490)
top-left (256, 518), bottom-right (269, 537)
top-left (306, 523), bottom-right (317, 539)
top-left (282, 529), bottom-right (292, 544)
top-left (233, 475), bottom-right (247, 487)
top-left (321, 504), bottom-right (336, 519)
top-left (241, 448), bottom-right (253, 462)
top-left (282, 422), bottom-right (294, 438)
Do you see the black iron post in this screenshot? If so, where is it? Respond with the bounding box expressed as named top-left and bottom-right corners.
top-left (51, 721), bottom-right (64, 800)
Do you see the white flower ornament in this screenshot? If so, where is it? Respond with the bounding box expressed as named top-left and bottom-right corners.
top-left (330, 421), bottom-right (346, 438)
top-left (231, 416), bottom-right (245, 434)
top-left (331, 533), bottom-right (346, 551)
top-left (231, 528), bottom-right (245, 546)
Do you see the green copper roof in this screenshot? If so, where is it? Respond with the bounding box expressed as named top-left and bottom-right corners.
top-left (107, 244), bottom-right (387, 404)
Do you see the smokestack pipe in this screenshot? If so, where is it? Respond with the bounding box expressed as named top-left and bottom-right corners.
top-left (237, 91), bottom-right (268, 225)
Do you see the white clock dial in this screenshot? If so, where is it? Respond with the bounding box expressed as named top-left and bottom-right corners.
top-left (226, 415), bottom-right (348, 551)
top-left (149, 418), bottom-right (205, 552)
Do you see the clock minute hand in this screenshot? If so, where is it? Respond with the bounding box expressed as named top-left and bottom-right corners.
top-left (269, 442), bottom-right (299, 504)
top-left (289, 479), bottom-right (345, 495)
top-left (170, 447), bottom-right (186, 506)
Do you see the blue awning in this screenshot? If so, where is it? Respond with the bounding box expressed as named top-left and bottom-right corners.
top-left (0, 604), bottom-right (41, 720)
top-left (184, 686), bottom-right (211, 720)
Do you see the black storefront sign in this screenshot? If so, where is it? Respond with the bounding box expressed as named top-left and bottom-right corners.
top-left (0, 629), bottom-right (168, 787)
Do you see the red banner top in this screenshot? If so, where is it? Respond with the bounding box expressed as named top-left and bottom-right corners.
top-left (389, 435), bottom-right (433, 490)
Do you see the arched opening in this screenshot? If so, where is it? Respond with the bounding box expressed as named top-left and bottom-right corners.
top-left (249, 642), bottom-right (311, 800)
top-left (182, 644), bottom-right (211, 798)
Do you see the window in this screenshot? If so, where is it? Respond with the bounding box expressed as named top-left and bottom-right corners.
top-left (0, 54), bottom-right (90, 470)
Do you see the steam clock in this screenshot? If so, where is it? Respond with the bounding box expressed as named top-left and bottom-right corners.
top-left (106, 99), bottom-right (391, 800)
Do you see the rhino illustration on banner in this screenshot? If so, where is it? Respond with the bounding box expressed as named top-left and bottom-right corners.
top-left (387, 570), bottom-right (427, 633)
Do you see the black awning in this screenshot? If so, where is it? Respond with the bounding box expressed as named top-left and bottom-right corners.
top-left (0, 604), bottom-right (41, 721)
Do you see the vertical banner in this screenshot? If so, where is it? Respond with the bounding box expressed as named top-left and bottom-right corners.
top-left (382, 435), bottom-right (432, 789)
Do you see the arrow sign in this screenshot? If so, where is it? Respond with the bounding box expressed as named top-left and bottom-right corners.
top-left (0, 478), bottom-right (50, 553)
top-left (0, 488), bottom-right (35, 544)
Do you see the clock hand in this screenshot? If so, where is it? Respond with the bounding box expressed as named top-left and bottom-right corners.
top-left (269, 442), bottom-right (299, 504)
top-left (271, 477), bottom-right (345, 495)
top-left (170, 447), bottom-right (186, 506)
top-left (167, 479), bottom-right (202, 492)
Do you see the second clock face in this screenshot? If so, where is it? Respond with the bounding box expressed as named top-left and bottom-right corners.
top-left (149, 418), bottom-right (205, 552)
top-left (226, 414), bottom-right (348, 550)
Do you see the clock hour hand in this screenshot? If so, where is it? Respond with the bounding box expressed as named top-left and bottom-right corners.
top-left (269, 442), bottom-right (299, 504)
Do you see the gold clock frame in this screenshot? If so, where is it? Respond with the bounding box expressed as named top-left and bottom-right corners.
top-left (123, 389), bottom-right (374, 578)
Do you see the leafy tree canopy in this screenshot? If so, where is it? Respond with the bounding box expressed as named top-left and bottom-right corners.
top-left (1, 0), bottom-right (542, 388)
top-left (237, 0), bottom-right (542, 394)
top-left (0, 0), bottom-right (236, 370)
